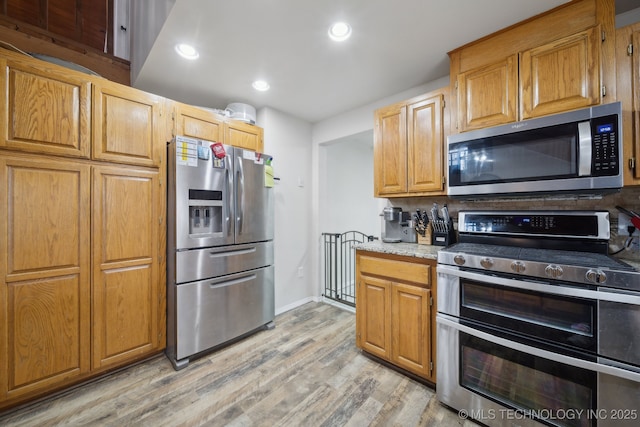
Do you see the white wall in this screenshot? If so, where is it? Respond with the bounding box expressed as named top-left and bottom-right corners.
top-left (319, 131), bottom-right (381, 239)
top-left (130, 0), bottom-right (175, 84)
top-left (617, 7), bottom-right (640, 27)
top-left (312, 76), bottom-right (450, 146)
top-left (309, 75), bottom-right (450, 299)
top-left (257, 107), bottom-right (316, 314)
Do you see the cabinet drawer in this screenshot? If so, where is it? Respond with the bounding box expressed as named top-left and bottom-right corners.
top-left (175, 241), bottom-right (273, 284)
top-left (358, 255), bottom-right (431, 286)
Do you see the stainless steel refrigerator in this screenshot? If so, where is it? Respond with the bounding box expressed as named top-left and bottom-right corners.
top-left (166, 135), bottom-right (274, 370)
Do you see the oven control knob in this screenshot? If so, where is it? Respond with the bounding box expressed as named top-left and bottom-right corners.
top-left (585, 269), bottom-right (607, 284)
top-left (453, 255), bottom-right (466, 266)
top-left (545, 264), bottom-right (564, 279)
top-left (480, 258), bottom-right (494, 269)
top-left (511, 261), bottom-right (526, 274)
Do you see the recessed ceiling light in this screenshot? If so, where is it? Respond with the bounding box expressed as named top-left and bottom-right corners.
top-left (175, 43), bottom-right (199, 60)
top-left (328, 22), bottom-right (352, 42)
top-left (252, 80), bottom-right (270, 91)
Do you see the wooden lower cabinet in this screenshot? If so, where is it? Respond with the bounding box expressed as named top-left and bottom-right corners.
top-left (92, 166), bottom-right (161, 369)
top-left (356, 250), bottom-right (436, 383)
top-left (0, 155), bottom-right (164, 410)
top-left (0, 155), bottom-right (91, 404)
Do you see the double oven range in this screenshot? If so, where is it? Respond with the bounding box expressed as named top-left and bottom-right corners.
top-left (437, 210), bottom-right (640, 427)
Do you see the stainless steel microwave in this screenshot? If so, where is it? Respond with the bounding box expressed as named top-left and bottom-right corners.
top-left (446, 102), bottom-right (623, 198)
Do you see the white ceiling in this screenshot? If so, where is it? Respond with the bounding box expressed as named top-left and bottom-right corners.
top-left (133, 0), bottom-right (639, 124)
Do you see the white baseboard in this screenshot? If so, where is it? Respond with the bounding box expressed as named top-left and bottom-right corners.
top-left (322, 296), bottom-right (355, 313)
top-left (275, 296), bottom-right (322, 316)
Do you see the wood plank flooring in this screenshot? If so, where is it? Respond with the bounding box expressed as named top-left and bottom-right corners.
top-left (0, 302), bottom-right (470, 426)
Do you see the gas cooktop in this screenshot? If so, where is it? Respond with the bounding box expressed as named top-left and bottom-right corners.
top-left (437, 210), bottom-right (640, 291)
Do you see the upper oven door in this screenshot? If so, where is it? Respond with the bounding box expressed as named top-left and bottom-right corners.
top-left (437, 264), bottom-right (598, 353)
top-left (438, 264), bottom-right (640, 357)
top-left (169, 136), bottom-right (235, 250)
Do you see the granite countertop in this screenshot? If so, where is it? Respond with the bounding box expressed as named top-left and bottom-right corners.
top-left (353, 241), bottom-right (440, 260)
top-left (615, 254), bottom-right (640, 270)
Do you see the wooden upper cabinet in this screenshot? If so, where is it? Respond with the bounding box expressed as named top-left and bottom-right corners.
top-left (616, 22), bottom-right (640, 185)
top-left (0, 155), bottom-right (91, 399)
top-left (449, 0), bottom-right (615, 133)
top-left (175, 103), bottom-right (224, 142)
top-left (457, 55), bottom-right (518, 132)
top-left (92, 81), bottom-right (163, 167)
top-left (374, 90), bottom-right (446, 197)
top-left (374, 103), bottom-right (407, 195)
top-left (520, 26), bottom-right (601, 119)
top-left (0, 56), bottom-right (91, 158)
top-left (407, 94), bottom-right (444, 193)
top-left (224, 120), bottom-right (264, 153)
top-left (173, 103), bottom-right (264, 152)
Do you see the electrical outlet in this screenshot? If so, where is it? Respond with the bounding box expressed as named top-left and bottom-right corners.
top-left (618, 214), bottom-right (640, 237)
top-left (297, 266), bottom-right (304, 278)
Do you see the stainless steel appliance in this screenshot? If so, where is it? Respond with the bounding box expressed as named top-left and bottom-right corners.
top-left (437, 210), bottom-right (640, 427)
top-left (166, 135), bottom-right (275, 370)
top-left (381, 207), bottom-right (417, 243)
top-left (447, 102), bottom-right (623, 198)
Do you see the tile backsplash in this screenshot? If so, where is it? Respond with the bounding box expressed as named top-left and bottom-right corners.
top-left (389, 187), bottom-right (640, 258)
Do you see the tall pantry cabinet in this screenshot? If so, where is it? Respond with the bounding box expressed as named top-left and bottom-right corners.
top-left (0, 48), bottom-right (166, 409)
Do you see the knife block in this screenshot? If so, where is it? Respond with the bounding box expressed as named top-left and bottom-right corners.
top-left (417, 227), bottom-right (432, 245)
top-left (432, 220), bottom-right (456, 246)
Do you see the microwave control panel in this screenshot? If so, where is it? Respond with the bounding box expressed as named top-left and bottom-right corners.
top-left (591, 114), bottom-right (618, 176)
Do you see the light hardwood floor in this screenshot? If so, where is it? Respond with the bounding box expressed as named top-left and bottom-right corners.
top-left (0, 302), bottom-right (470, 426)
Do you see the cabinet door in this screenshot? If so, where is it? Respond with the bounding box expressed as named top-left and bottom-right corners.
top-left (391, 283), bottom-right (432, 378)
top-left (633, 28), bottom-right (640, 182)
top-left (92, 165), bottom-right (160, 369)
top-left (407, 94), bottom-right (444, 193)
top-left (92, 82), bottom-right (163, 167)
top-left (617, 23), bottom-right (640, 184)
top-left (520, 26), bottom-right (601, 119)
top-left (224, 120), bottom-right (264, 152)
top-left (0, 155), bottom-right (91, 401)
top-left (374, 103), bottom-right (407, 195)
top-left (457, 55), bottom-right (518, 132)
top-left (175, 103), bottom-right (224, 142)
top-left (0, 57), bottom-right (91, 158)
top-left (356, 275), bottom-right (391, 360)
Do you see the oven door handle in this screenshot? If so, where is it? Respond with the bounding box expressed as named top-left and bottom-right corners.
top-left (437, 313), bottom-right (640, 383)
top-left (437, 264), bottom-right (640, 306)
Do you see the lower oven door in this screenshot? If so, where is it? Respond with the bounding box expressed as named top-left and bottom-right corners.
top-left (437, 313), bottom-right (640, 427)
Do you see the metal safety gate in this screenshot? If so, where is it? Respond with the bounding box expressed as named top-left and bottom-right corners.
top-left (322, 231), bottom-right (376, 307)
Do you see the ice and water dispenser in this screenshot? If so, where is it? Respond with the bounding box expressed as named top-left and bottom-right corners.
top-left (188, 189), bottom-right (223, 236)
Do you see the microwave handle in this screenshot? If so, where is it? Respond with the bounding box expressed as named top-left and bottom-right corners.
top-left (578, 121), bottom-right (592, 176)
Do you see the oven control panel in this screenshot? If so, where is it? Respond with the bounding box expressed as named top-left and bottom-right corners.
top-left (458, 210), bottom-right (610, 240)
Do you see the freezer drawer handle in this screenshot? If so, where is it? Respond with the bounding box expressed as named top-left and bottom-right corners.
top-left (208, 274), bottom-right (257, 289)
top-left (208, 247), bottom-right (257, 257)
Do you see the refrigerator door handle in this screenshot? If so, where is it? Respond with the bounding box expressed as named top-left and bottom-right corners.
top-left (207, 273), bottom-right (257, 289)
top-left (225, 153), bottom-right (233, 237)
top-left (236, 155), bottom-right (245, 235)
